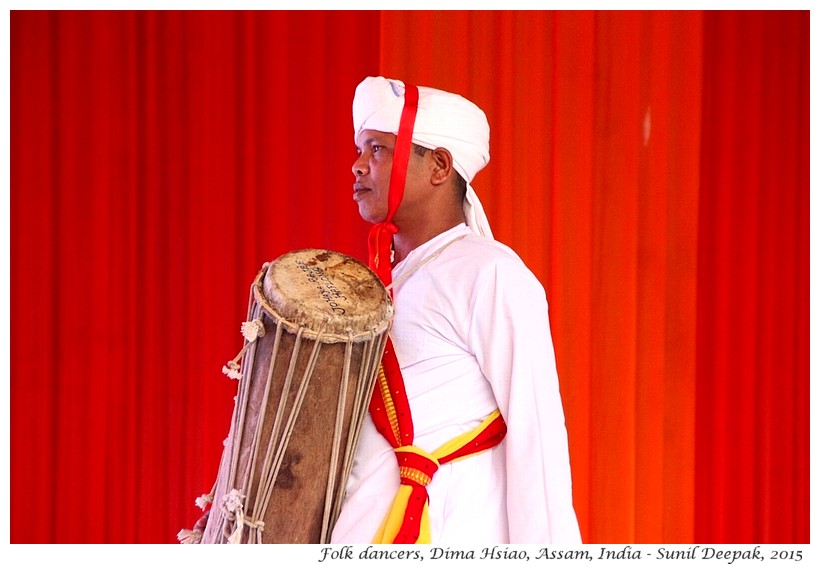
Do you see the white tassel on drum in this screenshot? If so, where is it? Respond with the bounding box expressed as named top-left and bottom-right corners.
top-left (177, 528), bottom-right (202, 544)
top-left (195, 492), bottom-right (214, 511)
top-left (221, 489), bottom-right (247, 544)
top-left (241, 319), bottom-right (265, 342)
top-left (222, 361), bottom-right (242, 380)
top-left (221, 318), bottom-right (267, 381)
top-left (220, 488), bottom-right (266, 544)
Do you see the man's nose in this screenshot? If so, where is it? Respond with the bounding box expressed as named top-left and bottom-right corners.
top-left (352, 153), bottom-right (368, 177)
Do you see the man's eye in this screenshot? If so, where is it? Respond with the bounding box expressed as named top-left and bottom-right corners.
top-left (372, 145), bottom-right (383, 153)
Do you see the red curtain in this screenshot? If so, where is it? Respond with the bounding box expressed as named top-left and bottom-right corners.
top-left (10, 10), bottom-right (808, 544)
top-left (695, 11), bottom-right (809, 543)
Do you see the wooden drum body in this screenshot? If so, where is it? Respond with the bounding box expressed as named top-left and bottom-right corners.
top-left (201, 250), bottom-right (392, 544)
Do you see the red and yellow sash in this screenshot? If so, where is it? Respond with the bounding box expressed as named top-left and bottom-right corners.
top-left (366, 83), bottom-right (507, 544)
top-left (369, 347), bottom-right (507, 543)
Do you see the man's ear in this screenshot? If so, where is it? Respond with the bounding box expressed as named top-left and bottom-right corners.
top-left (430, 147), bottom-right (454, 186)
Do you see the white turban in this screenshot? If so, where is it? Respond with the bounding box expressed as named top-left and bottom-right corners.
top-left (353, 76), bottom-right (494, 239)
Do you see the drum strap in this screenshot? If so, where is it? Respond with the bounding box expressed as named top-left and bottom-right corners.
top-left (366, 83), bottom-right (507, 544)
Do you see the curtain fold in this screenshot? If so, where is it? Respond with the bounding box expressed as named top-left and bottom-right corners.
top-left (10, 10), bottom-right (808, 543)
top-left (695, 10), bottom-right (809, 543)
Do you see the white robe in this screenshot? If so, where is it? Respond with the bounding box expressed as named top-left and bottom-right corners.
top-left (331, 224), bottom-right (581, 544)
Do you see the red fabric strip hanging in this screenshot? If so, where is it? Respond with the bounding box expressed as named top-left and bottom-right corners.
top-left (367, 83), bottom-right (419, 286)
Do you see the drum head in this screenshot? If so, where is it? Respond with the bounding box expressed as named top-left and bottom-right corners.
top-left (258, 249), bottom-right (392, 339)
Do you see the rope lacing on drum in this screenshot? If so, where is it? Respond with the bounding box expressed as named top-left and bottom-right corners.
top-left (185, 259), bottom-right (390, 544)
top-left (221, 488), bottom-right (266, 544)
top-left (221, 318), bottom-right (266, 380)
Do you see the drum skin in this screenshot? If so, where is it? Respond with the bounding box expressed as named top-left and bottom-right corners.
top-left (201, 250), bottom-right (392, 544)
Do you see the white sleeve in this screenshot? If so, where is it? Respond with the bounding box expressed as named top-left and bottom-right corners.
top-left (469, 258), bottom-right (582, 543)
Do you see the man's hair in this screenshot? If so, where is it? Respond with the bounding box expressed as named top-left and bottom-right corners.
top-left (411, 143), bottom-right (429, 158)
top-left (412, 143), bottom-right (468, 201)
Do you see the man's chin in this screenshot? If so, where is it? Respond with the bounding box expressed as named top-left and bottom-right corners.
top-left (357, 206), bottom-right (387, 225)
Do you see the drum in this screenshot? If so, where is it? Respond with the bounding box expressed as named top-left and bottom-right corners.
top-left (199, 249), bottom-right (392, 544)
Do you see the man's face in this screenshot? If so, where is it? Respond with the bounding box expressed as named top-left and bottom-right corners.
top-left (352, 129), bottom-right (397, 224)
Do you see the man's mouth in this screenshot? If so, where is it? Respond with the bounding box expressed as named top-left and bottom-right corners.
top-left (353, 183), bottom-right (371, 200)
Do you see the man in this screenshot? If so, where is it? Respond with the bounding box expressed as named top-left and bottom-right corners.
top-left (330, 76), bottom-right (581, 544)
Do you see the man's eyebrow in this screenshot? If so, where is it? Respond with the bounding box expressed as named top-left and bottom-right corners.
top-left (355, 136), bottom-right (378, 151)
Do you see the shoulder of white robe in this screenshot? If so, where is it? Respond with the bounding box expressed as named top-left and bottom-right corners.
top-left (464, 184), bottom-right (494, 240)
